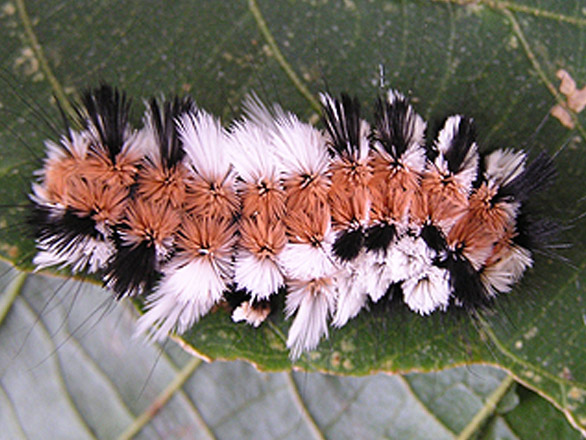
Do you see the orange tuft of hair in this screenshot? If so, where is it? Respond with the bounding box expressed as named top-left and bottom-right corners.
top-left (65, 176), bottom-right (129, 225)
top-left (184, 175), bottom-right (238, 219)
top-left (283, 172), bottom-right (329, 213)
top-left (448, 184), bottom-right (516, 269)
top-left (240, 178), bottom-right (286, 220)
top-left (84, 146), bottom-right (142, 189)
top-left (418, 169), bottom-right (469, 229)
top-left (137, 162), bottom-right (189, 208)
top-left (123, 197), bottom-right (181, 246)
top-left (177, 214), bottom-right (236, 262)
top-left (239, 212), bottom-right (287, 259)
top-left (284, 200), bottom-right (330, 246)
top-left (44, 157), bottom-right (82, 204)
top-left (368, 162), bottom-right (422, 225)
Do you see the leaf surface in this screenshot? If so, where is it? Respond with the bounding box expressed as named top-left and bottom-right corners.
top-left (0, 0), bottom-right (585, 435)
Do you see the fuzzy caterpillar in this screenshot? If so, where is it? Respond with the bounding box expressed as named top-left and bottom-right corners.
top-left (29, 84), bottom-right (557, 359)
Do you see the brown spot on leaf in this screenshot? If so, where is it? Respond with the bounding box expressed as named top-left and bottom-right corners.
top-left (551, 69), bottom-right (586, 129)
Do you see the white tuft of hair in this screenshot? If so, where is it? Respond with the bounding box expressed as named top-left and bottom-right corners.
top-left (481, 245), bottom-right (533, 297)
top-left (135, 256), bottom-right (230, 341)
top-left (44, 129), bottom-right (90, 163)
top-left (241, 92), bottom-right (286, 130)
top-left (484, 149), bottom-right (527, 188)
top-left (363, 251), bottom-right (399, 302)
top-left (232, 301), bottom-right (270, 328)
top-left (331, 252), bottom-right (375, 327)
top-left (179, 109), bottom-right (232, 182)
top-left (271, 112), bottom-right (329, 179)
top-left (285, 278), bottom-right (337, 360)
top-left (278, 242), bottom-right (337, 280)
top-left (228, 118), bottom-right (283, 184)
top-left (332, 268), bottom-right (368, 328)
top-left (402, 265), bottom-right (451, 315)
top-left (234, 249), bottom-right (284, 300)
top-left (33, 235), bottom-right (114, 274)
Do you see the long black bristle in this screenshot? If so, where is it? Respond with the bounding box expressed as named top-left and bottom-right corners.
top-left (444, 117), bottom-right (476, 174)
top-left (105, 240), bottom-right (159, 298)
top-left (497, 152), bottom-right (556, 203)
top-left (440, 251), bottom-right (490, 310)
top-left (372, 93), bottom-right (414, 159)
top-left (514, 213), bottom-right (560, 251)
top-left (148, 96), bottom-right (196, 168)
top-left (420, 224), bottom-right (447, 253)
top-left (80, 84), bottom-right (131, 161)
top-left (321, 93), bottom-right (362, 158)
top-left (30, 204), bottom-right (100, 247)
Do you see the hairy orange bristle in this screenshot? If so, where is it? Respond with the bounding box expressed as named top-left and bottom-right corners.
top-left (328, 186), bottom-right (369, 229)
top-left (484, 225), bottom-right (516, 266)
top-left (447, 185), bottom-right (516, 269)
top-left (327, 156), bottom-right (371, 229)
top-left (177, 214), bottom-right (236, 262)
top-left (368, 167), bottom-right (422, 225)
top-left (184, 176), bottom-right (238, 219)
top-left (284, 200), bottom-right (330, 245)
top-left (239, 213), bottom-right (287, 259)
top-left (84, 147), bottom-right (141, 188)
top-left (418, 169), bottom-right (469, 229)
top-left (137, 162), bottom-right (189, 208)
top-left (123, 198), bottom-right (181, 246)
top-left (283, 173), bottom-right (329, 212)
top-left (65, 176), bottom-right (129, 224)
top-left (329, 156), bottom-right (372, 189)
top-left (240, 178), bottom-right (286, 220)
top-left (44, 157), bottom-right (81, 204)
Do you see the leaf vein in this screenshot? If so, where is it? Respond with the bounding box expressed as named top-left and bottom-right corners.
top-left (18, 293), bottom-right (100, 440)
top-left (285, 372), bottom-right (327, 440)
top-left (117, 357), bottom-right (208, 440)
top-left (15, 0), bottom-right (75, 120)
top-left (0, 381), bottom-right (30, 439)
top-left (455, 373), bottom-right (515, 440)
top-left (431, 0), bottom-right (586, 27)
top-left (248, 0), bottom-right (321, 112)
top-left (399, 376), bottom-right (457, 438)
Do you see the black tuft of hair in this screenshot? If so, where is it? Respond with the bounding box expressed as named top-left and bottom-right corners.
top-left (79, 84), bottom-right (131, 161)
top-left (514, 213), bottom-right (560, 251)
top-left (105, 240), bottom-right (159, 298)
top-left (148, 96), bottom-right (196, 168)
top-left (30, 204), bottom-right (100, 247)
top-left (420, 224), bottom-right (447, 253)
top-left (439, 251), bottom-right (490, 310)
top-left (333, 227), bottom-right (364, 262)
top-left (364, 222), bottom-right (395, 252)
top-left (224, 286), bottom-right (251, 309)
top-left (321, 93), bottom-right (362, 159)
top-left (497, 152), bottom-right (556, 203)
top-left (372, 93), bottom-right (415, 159)
top-left (443, 117), bottom-right (476, 174)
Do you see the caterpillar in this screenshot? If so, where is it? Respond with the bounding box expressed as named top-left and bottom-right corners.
top-left (28, 83), bottom-right (556, 360)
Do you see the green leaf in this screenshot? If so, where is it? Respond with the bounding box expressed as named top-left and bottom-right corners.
top-left (0, 0), bottom-right (585, 436)
top-left (0, 260), bottom-right (580, 439)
